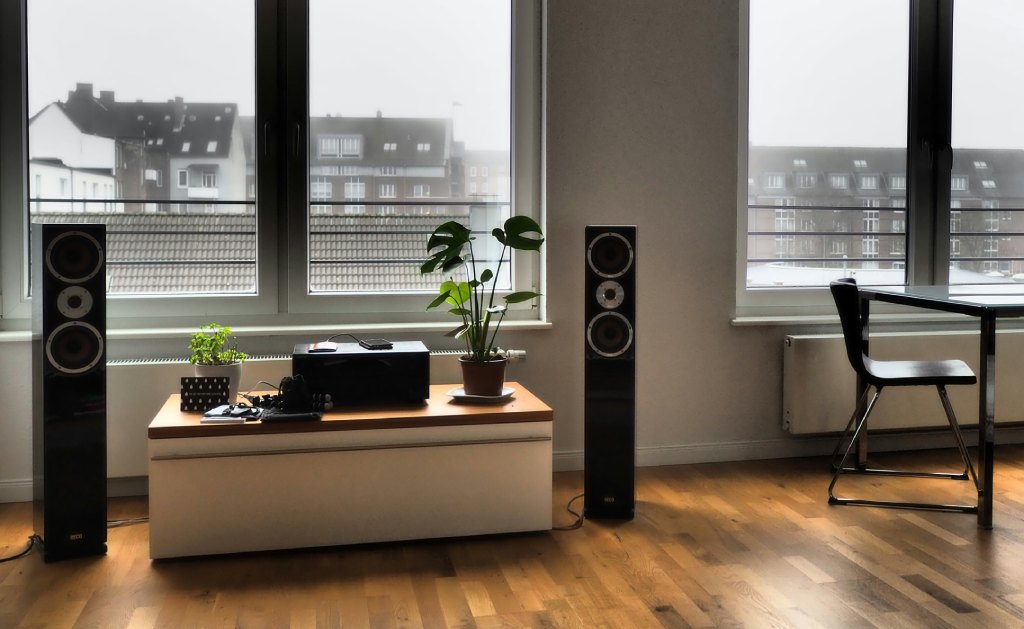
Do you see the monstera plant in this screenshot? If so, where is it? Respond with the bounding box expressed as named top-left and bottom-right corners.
top-left (421, 216), bottom-right (544, 395)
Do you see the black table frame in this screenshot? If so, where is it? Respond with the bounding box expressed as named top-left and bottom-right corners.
top-left (859, 284), bottom-right (1024, 528)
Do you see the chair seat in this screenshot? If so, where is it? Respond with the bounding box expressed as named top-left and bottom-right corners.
top-left (864, 356), bottom-right (977, 387)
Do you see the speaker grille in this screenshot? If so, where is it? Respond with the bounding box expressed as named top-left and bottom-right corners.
top-left (587, 231), bottom-right (634, 278)
top-left (45, 230), bottom-right (104, 284)
top-left (46, 321), bottom-right (105, 374)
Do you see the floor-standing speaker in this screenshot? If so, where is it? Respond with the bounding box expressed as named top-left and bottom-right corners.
top-left (584, 225), bottom-right (636, 519)
top-left (32, 223), bottom-right (107, 561)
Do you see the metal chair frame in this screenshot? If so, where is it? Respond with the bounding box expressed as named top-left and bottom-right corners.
top-left (828, 278), bottom-right (980, 513)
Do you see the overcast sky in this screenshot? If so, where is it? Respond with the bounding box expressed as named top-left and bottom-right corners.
top-left (749, 0), bottom-right (1024, 150)
top-left (27, 0), bottom-right (510, 150)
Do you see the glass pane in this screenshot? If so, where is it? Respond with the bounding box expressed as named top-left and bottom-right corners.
top-left (27, 0), bottom-right (257, 296)
top-left (950, 0), bottom-right (1024, 283)
top-left (308, 0), bottom-right (512, 293)
top-left (746, 1), bottom-right (908, 288)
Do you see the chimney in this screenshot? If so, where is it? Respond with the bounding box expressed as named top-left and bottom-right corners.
top-left (376, 109), bottom-right (382, 118)
top-left (69, 83), bottom-right (93, 101)
top-left (99, 91), bottom-right (115, 104)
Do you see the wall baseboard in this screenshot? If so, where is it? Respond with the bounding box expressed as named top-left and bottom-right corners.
top-left (5, 430), bottom-right (1024, 503)
top-left (552, 426), bottom-right (1024, 472)
top-left (0, 476), bottom-right (149, 505)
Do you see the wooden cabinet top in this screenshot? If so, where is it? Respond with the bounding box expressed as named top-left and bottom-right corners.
top-left (148, 382), bottom-right (552, 439)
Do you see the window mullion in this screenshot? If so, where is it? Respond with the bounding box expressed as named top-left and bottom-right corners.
top-left (907, 0), bottom-right (954, 285)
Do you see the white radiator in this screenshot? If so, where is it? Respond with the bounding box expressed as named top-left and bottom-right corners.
top-left (107, 351), bottom-right (468, 478)
top-left (782, 330), bottom-right (1024, 435)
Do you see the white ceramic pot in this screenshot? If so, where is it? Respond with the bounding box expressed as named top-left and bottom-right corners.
top-left (194, 362), bottom-right (243, 403)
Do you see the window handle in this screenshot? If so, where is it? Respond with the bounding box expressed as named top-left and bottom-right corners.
top-left (262, 123), bottom-right (272, 157)
top-left (292, 123), bottom-right (301, 158)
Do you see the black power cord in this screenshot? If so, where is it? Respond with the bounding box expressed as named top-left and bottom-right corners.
top-left (0, 535), bottom-right (41, 563)
top-left (552, 493), bottom-right (585, 531)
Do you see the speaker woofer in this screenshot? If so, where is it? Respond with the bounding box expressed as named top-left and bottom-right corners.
top-left (587, 311), bottom-right (634, 358)
top-left (45, 321), bottom-right (104, 374)
top-left (46, 231), bottom-right (104, 284)
top-left (587, 232), bottom-right (634, 279)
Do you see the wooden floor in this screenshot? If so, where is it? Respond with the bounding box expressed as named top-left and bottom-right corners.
top-left (5, 447), bottom-right (1024, 628)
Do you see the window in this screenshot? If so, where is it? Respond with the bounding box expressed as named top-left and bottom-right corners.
top-left (343, 181), bottom-right (365, 199)
top-left (974, 160), bottom-right (988, 169)
top-left (469, 182), bottom-right (478, 194)
top-left (828, 174), bottom-right (849, 190)
top-left (951, 175), bottom-right (969, 191)
top-left (859, 174), bottom-right (878, 190)
top-left (889, 174), bottom-right (906, 190)
top-left (982, 179), bottom-right (997, 189)
top-left (3, 0), bottom-right (541, 324)
top-left (481, 166), bottom-right (489, 177)
top-left (793, 159), bottom-right (806, 167)
top-left (796, 173), bottom-right (816, 188)
top-left (319, 135), bottom-right (363, 158)
top-left (310, 177), bottom-right (332, 201)
top-left (853, 159), bottom-right (867, 168)
top-left (765, 173), bottom-right (785, 189)
top-left (379, 183), bottom-right (396, 198)
top-left (470, 166), bottom-right (478, 177)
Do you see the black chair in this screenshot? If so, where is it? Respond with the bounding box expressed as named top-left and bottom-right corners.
top-left (828, 278), bottom-right (979, 513)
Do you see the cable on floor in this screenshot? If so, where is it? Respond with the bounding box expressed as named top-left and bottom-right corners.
top-left (0, 535), bottom-right (41, 563)
top-left (552, 493), bottom-right (584, 531)
top-left (107, 516), bottom-right (149, 528)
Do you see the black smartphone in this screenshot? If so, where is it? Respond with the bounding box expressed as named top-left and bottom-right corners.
top-left (358, 338), bottom-right (393, 350)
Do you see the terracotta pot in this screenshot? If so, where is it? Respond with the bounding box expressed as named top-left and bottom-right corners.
top-left (195, 362), bottom-right (243, 403)
top-left (459, 356), bottom-right (507, 397)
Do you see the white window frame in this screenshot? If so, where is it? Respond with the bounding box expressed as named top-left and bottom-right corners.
top-left (951, 175), bottom-right (969, 191)
top-left (1, 0), bottom-right (543, 327)
top-left (177, 169), bottom-right (188, 188)
top-left (379, 183), bottom-right (396, 198)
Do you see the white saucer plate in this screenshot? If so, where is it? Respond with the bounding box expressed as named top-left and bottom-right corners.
top-left (447, 386), bottom-right (516, 403)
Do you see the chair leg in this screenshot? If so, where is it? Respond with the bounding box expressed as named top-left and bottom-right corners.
top-left (828, 385), bottom-right (979, 514)
top-left (829, 386), bottom-right (874, 474)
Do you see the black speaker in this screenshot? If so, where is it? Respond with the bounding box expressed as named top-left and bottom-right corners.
top-left (584, 225), bottom-right (636, 519)
top-left (32, 223), bottom-right (107, 561)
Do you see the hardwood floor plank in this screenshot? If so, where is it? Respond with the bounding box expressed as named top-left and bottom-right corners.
top-left (6, 451), bottom-right (1024, 627)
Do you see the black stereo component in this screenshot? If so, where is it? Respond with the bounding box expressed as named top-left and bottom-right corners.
top-left (584, 225), bottom-right (636, 520)
top-left (32, 223), bottom-right (108, 561)
top-left (292, 341), bottom-right (430, 405)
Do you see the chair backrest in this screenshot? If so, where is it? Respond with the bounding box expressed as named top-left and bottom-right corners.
top-left (829, 278), bottom-right (869, 379)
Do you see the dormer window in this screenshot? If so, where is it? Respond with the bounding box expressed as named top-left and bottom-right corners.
top-left (764, 173), bottom-right (785, 189)
top-left (982, 179), bottom-right (997, 189)
top-left (854, 159), bottom-right (867, 168)
top-left (181, 141), bottom-right (191, 152)
top-left (974, 160), bottom-right (988, 169)
top-left (796, 173), bottom-right (816, 188)
top-left (383, 142), bottom-right (397, 152)
top-left (416, 143), bottom-right (431, 152)
top-left (829, 173), bottom-right (849, 189)
top-left (792, 159), bottom-right (806, 167)
top-left (889, 174), bottom-right (906, 190)
top-left (951, 175), bottom-right (969, 191)
top-left (859, 174), bottom-right (878, 190)
top-left (207, 141), bottom-right (218, 153)
top-left (319, 135), bottom-right (362, 158)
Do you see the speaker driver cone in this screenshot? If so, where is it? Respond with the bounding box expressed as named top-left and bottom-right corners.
top-left (45, 321), bottom-right (104, 374)
top-left (587, 311), bottom-right (634, 358)
top-left (56, 286), bottom-right (94, 319)
top-left (45, 231), bottom-right (104, 284)
top-left (587, 232), bottom-right (634, 278)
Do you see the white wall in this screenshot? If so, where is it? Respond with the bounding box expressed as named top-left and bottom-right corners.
top-left (29, 103), bottom-right (114, 170)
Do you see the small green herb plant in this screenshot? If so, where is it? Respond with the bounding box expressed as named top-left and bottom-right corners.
top-left (187, 323), bottom-right (248, 366)
top-left (420, 216), bottom-right (544, 362)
